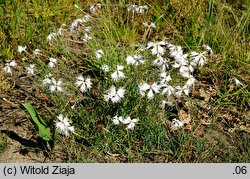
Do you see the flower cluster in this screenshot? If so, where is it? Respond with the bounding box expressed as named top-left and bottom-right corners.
top-left (1, 2), bottom-right (219, 138)
top-left (132, 40), bottom-right (212, 99)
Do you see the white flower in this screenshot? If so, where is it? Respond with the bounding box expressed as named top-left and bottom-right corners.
top-left (179, 65), bottom-right (193, 78)
top-left (49, 78), bottom-right (63, 92)
top-left (48, 57), bottom-right (57, 68)
top-left (143, 22), bottom-right (156, 28)
top-left (160, 100), bottom-right (167, 108)
top-left (47, 32), bottom-right (57, 41)
top-left (26, 64), bottom-right (35, 75)
top-left (84, 26), bottom-right (91, 32)
top-left (139, 82), bottom-right (160, 100)
top-left (43, 73), bottom-right (53, 85)
top-left (17, 45), bottom-right (26, 53)
top-left (112, 115), bottom-right (139, 130)
top-left (75, 75), bottom-right (92, 92)
top-left (119, 116), bottom-right (131, 124)
top-left (161, 85), bottom-right (175, 97)
top-left (185, 75), bottom-right (196, 87)
top-left (57, 24), bottom-right (66, 35)
top-left (33, 49), bottom-right (41, 55)
top-left (153, 55), bottom-right (168, 67)
top-left (112, 115), bottom-right (122, 125)
top-left (101, 64), bottom-right (109, 72)
top-left (2, 60), bottom-right (17, 74)
top-left (56, 114), bottom-right (75, 136)
top-left (146, 41), bottom-right (166, 55)
top-left (111, 65), bottom-right (125, 81)
top-left (203, 44), bottom-right (213, 55)
top-left (171, 49), bottom-right (193, 78)
top-left (182, 85), bottom-right (190, 96)
top-left (126, 55), bottom-right (134, 64)
top-left (190, 51), bottom-right (207, 67)
top-left (127, 5), bottom-right (138, 13)
top-left (95, 49), bottom-right (104, 59)
top-left (89, 3), bottom-right (101, 13)
top-left (104, 85), bottom-right (125, 103)
top-left (69, 18), bottom-right (83, 32)
top-left (169, 45), bottom-right (183, 58)
top-left (83, 33), bottom-right (92, 42)
top-left (136, 5), bottom-right (148, 13)
top-left (160, 72), bottom-right (171, 85)
top-left (126, 55), bottom-right (144, 66)
top-left (169, 46), bottom-right (189, 67)
top-left (82, 14), bottom-right (91, 23)
top-left (123, 116), bottom-right (139, 130)
top-left (170, 118), bottom-right (183, 130)
top-left (175, 86), bottom-right (183, 97)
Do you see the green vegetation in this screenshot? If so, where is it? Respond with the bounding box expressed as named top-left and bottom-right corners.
top-left (0, 133), bottom-right (7, 154)
top-left (0, 0), bottom-right (249, 162)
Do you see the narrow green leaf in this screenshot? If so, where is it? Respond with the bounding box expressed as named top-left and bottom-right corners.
top-left (22, 103), bottom-right (51, 141)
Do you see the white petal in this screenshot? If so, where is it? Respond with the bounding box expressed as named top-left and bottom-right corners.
top-left (171, 119), bottom-right (183, 128)
top-left (132, 118), bottom-right (139, 123)
top-left (146, 42), bottom-right (155, 49)
top-left (183, 85), bottom-right (190, 96)
top-left (111, 71), bottom-right (119, 80)
top-left (109, 85), bottom-right (116, 95)
top-left (147, 89), bottom-right (154, 99)
top-left (203, 44), bottom-right (213, 55)
top-left (68, 126), bottom-right (75, 132)
top-left (3, 66), bottom-right (12, 73)
top-left (57, 79), bottom-right (63, 85)
top-left (117, 87), bottom-right (125, 98)
top-left (48, 62), bottom-right (55, 68)
top-left (186, 77), bottom-right (196, 87)
top-left (111, 95), bottom-right (120, 103)
top-left (112, 116), bottom-right (120, 125)
top-left (43, 78), bottom-right (51, 85)
top-left (49, 85), bottom-right (56, 92)
top-left (80, 84), bottom-right (87, 92)
top-left (117, 65), bottom-right (124, 71)
top-left (121, 116), bottom-right (131, 124)
top-left (151, 82), bottom-right (160, 93)
top-left (172, 63), bottom-right (180, 68)
top-left (57, 86), bottom-right (63, 92)
top-left (126, 122), bottom-right (135, 130)
top-left (161, 85), bottom-right (175, 96)
top-left (101, 64), bottom-right (109, 72)
top-left (126, 56), bottom-right (135, 64)
top-left (9, 60), bottom-right (17, 67)
top-left (175, 86), bottom-right (183, 97)
top-left (139, 83), bottom-right (150, 92)
top-left (18, 45), bottom-right (26, 53)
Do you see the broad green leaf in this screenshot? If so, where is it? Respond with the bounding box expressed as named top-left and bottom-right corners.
top-left (22, 103), bottom-right (51, 141)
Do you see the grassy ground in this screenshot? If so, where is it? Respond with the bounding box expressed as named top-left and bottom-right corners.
top-left (0, 0), bottom-right (250, 162)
